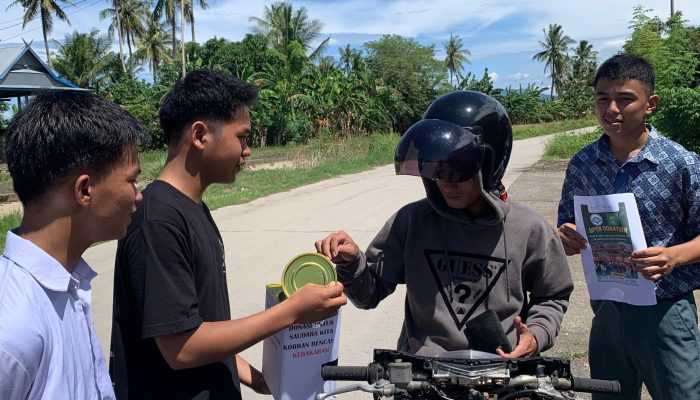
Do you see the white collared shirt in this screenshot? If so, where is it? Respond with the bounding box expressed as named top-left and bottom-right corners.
top-left (0, 231), bottom-right (115, 400)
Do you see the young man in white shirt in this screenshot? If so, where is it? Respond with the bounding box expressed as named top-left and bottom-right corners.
top-left (0, 90), bottom-right (147, 399)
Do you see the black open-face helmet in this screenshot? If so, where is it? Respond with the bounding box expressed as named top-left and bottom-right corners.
top-left (395, 90), bottom-right (513, 191)
top-left (395, 119), bottom-right (486, 183)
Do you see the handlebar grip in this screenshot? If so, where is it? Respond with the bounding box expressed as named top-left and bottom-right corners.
top-left (321, 366), bottom-right (369, 381)
top-left (571, 377), bottom-right (621, 394)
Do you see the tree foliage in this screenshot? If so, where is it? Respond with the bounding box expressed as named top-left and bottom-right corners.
top-left (100, 0), bottom-right (149, 58)
top-left (532, 23), bottom-right (575, 97)
top-left (53, 30), bottom-right (113, 90)
top-left (622, 7), bottom-right (700, 145)
top-left (133, 19), bottom-right (172, 80)
top-left (364, 35), bottom-right (446, 132)
top-left (569, 40), bottom-right (597, 86)
top-left (7, 0), bottom-right (70, 68)
top-left (624, 7), bottom-right (697, 89)
top-left (249, 1), bottom-right (329, 60)
top-left (39, 3), bottom-right (696, 150)
top-left (443, 33), bottom-right (470, 87)
top-left (650, 88), bottom-right (700, 152)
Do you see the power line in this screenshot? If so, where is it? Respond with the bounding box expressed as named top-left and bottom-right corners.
top-left (0, 0), bottom-right (91, 29)
top-left (0, 0), bottom-right (104, 43)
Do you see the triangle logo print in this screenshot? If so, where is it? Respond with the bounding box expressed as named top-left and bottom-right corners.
top-left (424, 249), bottom-right (507, 331)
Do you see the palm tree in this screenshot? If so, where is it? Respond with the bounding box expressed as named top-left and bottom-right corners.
top-left (7, 0), bottom-right (71, 68)
top-left (103, 52), bottom-right (144, 82)
top-left (184, 0), bottom-right (207, 43)
top-left (249, 1), bottom-right (329, 59)
top-left (53, 30), bottom-right (111, 89)
top-left (443, 33), bottom-right (470, 87)
top-left (134, 19), bottom-right (171, 81)
top-left (570, 40), bottom-right (598, 84)
top-left (350, 49), bottom-right (364, 73)
top-left (100, 0), bottom-right (149, 59)
top-left (532, 23), bottom-right (575, 97)
top-left (98, 0), bottom-right (126, 73)
top-left (153, 0), bottom-right (179, 58)
top-left (317, 55), bottom-right (337, 76)
top-left (339, 44), bottom-right (352, 76)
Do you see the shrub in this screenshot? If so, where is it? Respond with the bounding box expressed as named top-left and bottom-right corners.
top-left (287, 116), bottom-right (314, 145)
top-left (368, 131), bottom-right (400, 162)
top-left (650, 87), bottom-right (700, 153)
top-left (103, 78), bottom-right (169, 149)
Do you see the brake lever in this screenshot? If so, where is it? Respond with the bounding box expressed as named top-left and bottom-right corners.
top-left (315, 379), bottom-right (395, 400)
top-left (315, 380), bottom-right (431, 400)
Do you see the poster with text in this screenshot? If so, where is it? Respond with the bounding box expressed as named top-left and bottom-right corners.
top-left (262, 284), bottom-right (341, 400)
top-left (574, 193), bottom-right (656, 305)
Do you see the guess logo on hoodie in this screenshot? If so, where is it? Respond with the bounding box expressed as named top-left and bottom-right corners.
top-left (424, 250), bottom-right (508, 330)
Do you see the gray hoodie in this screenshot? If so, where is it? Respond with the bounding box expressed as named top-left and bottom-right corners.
top-left (336, 175), bottom-right (573, 356)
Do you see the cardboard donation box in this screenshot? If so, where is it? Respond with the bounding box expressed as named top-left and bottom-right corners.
top-left (262, 284), bottom-right (342, 400)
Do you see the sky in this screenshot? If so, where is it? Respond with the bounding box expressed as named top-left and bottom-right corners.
top-left (1, 0), bottom-right (698, 89)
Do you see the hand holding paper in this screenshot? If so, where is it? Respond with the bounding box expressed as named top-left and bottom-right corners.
top-left (631, 246), bottom-right (679, 282)
top-left (557, 223), bottom-right (588, 256)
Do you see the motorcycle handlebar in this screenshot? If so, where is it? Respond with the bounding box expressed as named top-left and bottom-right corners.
top-left (321, 364), bottom-right (621, 396)
top-left (570, 377), bottom-right (621, 394)
top-left (321, 366), bottom-right (369, 381)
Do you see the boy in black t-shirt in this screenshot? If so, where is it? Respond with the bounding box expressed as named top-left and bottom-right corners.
top-left (110, 70), bottom-right (347, 400)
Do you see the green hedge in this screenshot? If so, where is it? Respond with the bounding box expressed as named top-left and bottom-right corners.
top-left (650, 87), bottom-right (700, 153)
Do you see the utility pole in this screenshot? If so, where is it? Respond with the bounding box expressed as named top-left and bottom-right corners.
top-left (670, 0), bottom-right (674, 18)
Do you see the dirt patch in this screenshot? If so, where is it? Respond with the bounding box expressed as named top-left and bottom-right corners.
top-left (246, 160), bottom-right (298, 171)
top-left (508, 159), bottom-right (699, 399)
top-left (0, 201), bottom-right (22, 216)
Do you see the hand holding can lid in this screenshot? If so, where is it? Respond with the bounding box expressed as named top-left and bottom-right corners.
top-left (281, 252), bottom-right (337, 298)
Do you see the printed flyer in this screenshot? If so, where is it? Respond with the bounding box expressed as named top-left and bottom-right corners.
top-left (574, 193), bottom-right (656, 305)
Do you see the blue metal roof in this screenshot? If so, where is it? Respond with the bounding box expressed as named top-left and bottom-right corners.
top-left (0, 44), bottom-right (84, 98)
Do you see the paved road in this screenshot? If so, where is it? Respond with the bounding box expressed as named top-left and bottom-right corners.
top-left (82, 133), bottom-right (558, 399)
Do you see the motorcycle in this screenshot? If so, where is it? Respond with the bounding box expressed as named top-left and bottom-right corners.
top-left (315, 349), bottom-right (620, 400)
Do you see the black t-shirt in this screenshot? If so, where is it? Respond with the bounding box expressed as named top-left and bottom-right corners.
top-left (110, 180), bottom-right (241, 400)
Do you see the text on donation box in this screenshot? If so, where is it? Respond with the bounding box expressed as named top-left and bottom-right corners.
top-left (262, 284), bottom-right (341, 400)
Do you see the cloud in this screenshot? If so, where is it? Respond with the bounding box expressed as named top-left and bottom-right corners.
top-left (507, 72), bottom-right (530, 80)
top-left (309, 0), bottom-right (522, 37)
top-left (488, 71), bottom-right (499, 81)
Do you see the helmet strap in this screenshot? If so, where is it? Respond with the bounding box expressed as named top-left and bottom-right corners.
top-left (483, 142), bottom-right (497, 189)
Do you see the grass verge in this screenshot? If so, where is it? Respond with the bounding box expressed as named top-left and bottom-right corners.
top-left (543, 128), bottom-right (603, 160)
top-left (512, 115), bottom-right (597, 140)
top-left (203, 132), bottom-right (398, 209)
top-left (0, 211), bottom-right (22, 246)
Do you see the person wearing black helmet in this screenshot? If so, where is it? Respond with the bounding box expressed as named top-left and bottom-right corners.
top-left (316, 90), bottom-right (573, 358)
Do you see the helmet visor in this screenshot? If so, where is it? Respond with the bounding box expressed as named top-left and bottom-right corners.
top-left (395, 119), bottom-right (485, 183)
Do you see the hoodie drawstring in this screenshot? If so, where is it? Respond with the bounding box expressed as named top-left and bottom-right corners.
top-left (501, 216), bottom-right (510, 303)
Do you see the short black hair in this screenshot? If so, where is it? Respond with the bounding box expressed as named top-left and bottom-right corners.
top-left (159, 69), bottom-right (259, 144)
top-left (5, 90), bottom-right (147, 206)
top-left (593, 54), bottom-right (655, 94)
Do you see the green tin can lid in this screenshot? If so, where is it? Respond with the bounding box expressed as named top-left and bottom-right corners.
top-left (281, 252), bottom-right (337, 297)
